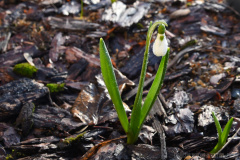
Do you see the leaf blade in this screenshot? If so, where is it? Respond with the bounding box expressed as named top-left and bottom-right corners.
top-left (99, 38), bottom-right (129, 133)
top-left (221, 117), bottom-right (233, 145)
top-left (212, 112), bottom-right (222, 143)
top-left (140, 48), bottom-right (170, 125)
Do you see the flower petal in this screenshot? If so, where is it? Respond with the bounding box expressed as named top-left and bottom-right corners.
top-left (153, 34), bottom-right (168, 57)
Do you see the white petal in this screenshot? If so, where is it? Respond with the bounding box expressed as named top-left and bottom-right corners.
top-left (153, 34), bottom-right (168, 57)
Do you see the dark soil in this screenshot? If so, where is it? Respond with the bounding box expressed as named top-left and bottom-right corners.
top-left (0, 0), bottom-right (240, 159)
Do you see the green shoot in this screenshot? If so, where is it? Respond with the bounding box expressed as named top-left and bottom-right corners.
top-left (210, 112), bottom-right (233, 154)
top-left (81, 0), bottom-right (83, 18)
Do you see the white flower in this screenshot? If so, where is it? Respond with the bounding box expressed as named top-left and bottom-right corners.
top-left (153, 33), bottom-right (168, 57)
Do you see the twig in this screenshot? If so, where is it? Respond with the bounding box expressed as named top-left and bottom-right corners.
top-left (213, 45), bottom-right (240, 54)
top-left (149, 99), bottom-right (167, 160)
top-left (221, 3), bottom-right (240, 17)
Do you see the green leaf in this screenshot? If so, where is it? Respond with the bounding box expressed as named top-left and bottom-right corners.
top-left (212, 112), bottom-right (222, 143)
top-left (210, 115), bottom-right (234, 154)
top-left (210, 141), bottom-right (223, 154)
top-left (220, 117), bottom-right (233, 145)
top-left (99, 38), bottom-right (129, 133)
top-left (140, 48), bottom-right (170, 126)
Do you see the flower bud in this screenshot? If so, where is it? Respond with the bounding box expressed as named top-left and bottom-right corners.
top-left (153, 32), bottom-right (168, 57)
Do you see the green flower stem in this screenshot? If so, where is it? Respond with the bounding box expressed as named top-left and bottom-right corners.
top-left (127, 20), bottom-right (168, 144)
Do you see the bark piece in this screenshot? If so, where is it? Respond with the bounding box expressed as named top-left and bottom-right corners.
top-left (189, 87), bottom-right (217, 102)
top-left (65, 47), bottom-right (100, 81)
top-left (89, 143), bottom-right (129, 160)
top-left (201, 24), bottom-right (228, 37)
top-left (0, 78), bottom-right (49, 121)
top-left (120, 44), bottom-right (162, 79)
top-left (0, 144), bottom-right (6, 159)
top-left (0, 123), bottom-right (20, 147)
top-left (17, 153), bottom-right (64, 160)
top-left (165, 68), bottom-right (192, 81)
top-left (33, 105), bottom-right (84, 133)
top-left (67, 59), bottom-right (88, 80)
top-left (45, 16), bottom-right (100, 31)
top-left (102, 1), bottom-right (150, 27)
top-left (0, 32), bottom-right (11, 52)
top-left (0, 67), bottom-right (17, 86)
top-left (180, 137), bottom-right (217, 152)
top-left (167, 147), bottom-right (184, 160)
top-left (163, 108), bottom-right (194, 137)
top-left (168, 90), bottom-right (190, 111)
top-left (49, 32), bottom-right (66, 62)
top-left (16, 102), bottom-right (35, 136)
top-left (128, 144), bottom-right (162, 160)
top-left (0, 45), bottom-right (41, 66)
top-left (72, 69), bottom-right (134, 125)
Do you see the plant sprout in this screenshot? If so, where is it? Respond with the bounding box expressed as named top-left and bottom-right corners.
top-left (80, 0), bottom-right (83, 18)
top-left (210, 112), bottom-right (233, 154)
top-left (99, 20), bottom-right (169, 144)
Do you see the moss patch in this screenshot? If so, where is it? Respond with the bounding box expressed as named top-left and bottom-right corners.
top-left (13, 63), bottom-right (38, 78)
top-left (6, 154), bottom-right (14, 160)
top-left (63, 132), bottom-right (86, 145)
top-left (46, 83), bottom-right (65, 93)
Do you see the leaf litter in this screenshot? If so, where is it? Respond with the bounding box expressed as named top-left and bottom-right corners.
top-left (0, 0), bottom-right (239, 159)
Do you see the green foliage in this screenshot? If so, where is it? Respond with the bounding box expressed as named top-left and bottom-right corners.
top-left (210, 112), bottom-right (234, 154)
top-left (13, 63), bottom-right (38, 78)
top-left (111, 0), bottom-right (117, 3)
top-left (46, 83), bottom-right (65, 93)
top-left (99, 20), bottom-right (169, 144)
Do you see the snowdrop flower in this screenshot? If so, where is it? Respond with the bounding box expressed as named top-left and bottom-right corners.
top-left (153, 24), bottom-right (168, 57)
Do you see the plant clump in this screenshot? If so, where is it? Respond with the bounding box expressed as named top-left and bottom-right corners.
top-left (13, 63), bottom-right (38, 78)
top-left (46, 83), bottom-right (65, 93)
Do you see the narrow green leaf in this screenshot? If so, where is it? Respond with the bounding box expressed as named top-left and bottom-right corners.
top-left (212, 112), bottom-right (222, 143)
top-left (99, 38), bottom-right (129, 133)
top-left (210, 141), bottom-right (223, 154)
top-left (210, 116), bottom-right (233, 154)
top-left (220, 117), bottom-right (233, 145)
top-left (140, 48), bottom-right (170, 126)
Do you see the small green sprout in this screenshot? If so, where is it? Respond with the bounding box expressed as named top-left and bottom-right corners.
top-left (80, 0), bottom-right (83, 18)
top-left (46, 83), bottom-right (65, 93)
top-left (111, 0), bottom-right (117, 3)
top-left (13, 63), bottom-right (38, 78)
top-left (99, 20), bottom-right (169, 144)
top-left (210, 112), bottom-right (233, 154)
